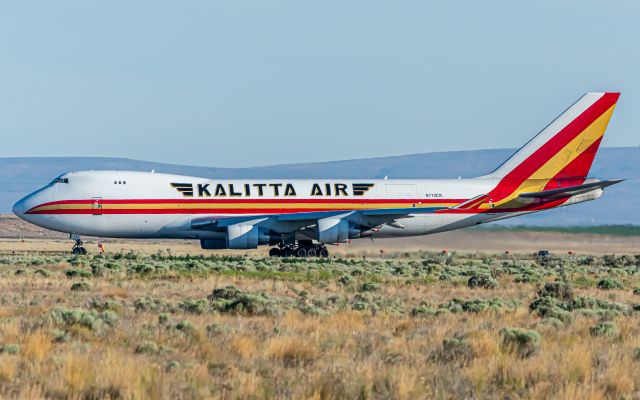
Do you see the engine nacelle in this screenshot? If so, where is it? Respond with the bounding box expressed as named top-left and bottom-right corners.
top-left (226, 224), bottom-right (272, 249)
top-left (200, 224), bottom-right (274, 250)
top-left (563, 188), bottom-right (603, 206)
top-left (200, 238), bottom-right (227, 249)
top-left (316, 218), bottom-right (364, 243)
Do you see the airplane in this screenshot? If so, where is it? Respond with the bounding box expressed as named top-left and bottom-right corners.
top-left (13, 92), bottom-right (622, 257)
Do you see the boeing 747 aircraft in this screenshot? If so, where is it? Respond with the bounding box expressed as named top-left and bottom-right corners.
top-left (13, 92), bottom-right (622, 256)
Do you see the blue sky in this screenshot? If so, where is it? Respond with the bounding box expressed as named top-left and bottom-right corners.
top-left (0, 1), bottom-right (638, 167)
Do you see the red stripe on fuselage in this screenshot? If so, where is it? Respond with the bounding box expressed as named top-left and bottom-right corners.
top-left (26, 198), bottom-right (466, 215)
top-left (29, 208), bottom-right (367, 215)
top-left (26, 197), bottom-right (567, 215)
top-left (31, 198), bottom-right (465, 208)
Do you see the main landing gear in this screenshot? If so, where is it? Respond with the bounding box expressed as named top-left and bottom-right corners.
top-left (269, 240), bottom-right (329, 258)
top-left (71, 238), bottom-right (87, 255)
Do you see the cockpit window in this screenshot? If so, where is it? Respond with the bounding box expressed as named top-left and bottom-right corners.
top-left (50, 177), bottom-right (69, 184)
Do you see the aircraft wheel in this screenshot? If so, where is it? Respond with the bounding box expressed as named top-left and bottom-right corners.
top-left (306, 248), bottom-right (317, 257)
top-left (319, 248), bottom-right (329, 258)
top-left (72, 246), bottom-right (86, 255)
top-left (283, 247), bottom-right (294, 257)
top-left (269, 248), bottom-right (282, 257)
top-left (295, 247), bottom-right (307, 257)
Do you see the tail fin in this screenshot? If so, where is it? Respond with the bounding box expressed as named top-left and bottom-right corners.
top-left (485, 92), bottom-right (619, 180)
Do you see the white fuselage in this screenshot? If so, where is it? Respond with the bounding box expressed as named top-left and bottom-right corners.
top-left (13, 171), bottom-right (516, 240)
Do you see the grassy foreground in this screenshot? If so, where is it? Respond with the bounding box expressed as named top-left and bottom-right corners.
top-left (0, 251), bottom-right (640, 398)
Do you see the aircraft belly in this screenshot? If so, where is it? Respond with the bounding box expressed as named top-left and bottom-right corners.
top-left (47, 214), bottom-right (218, 239)
top-left (373, 213), bottom-right (494, 238)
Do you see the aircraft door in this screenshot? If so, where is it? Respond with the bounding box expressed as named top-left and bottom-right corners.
top-left (92, 197), bottom-right (103, 215)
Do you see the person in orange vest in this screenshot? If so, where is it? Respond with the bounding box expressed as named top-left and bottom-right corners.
top-left (97, 241), bottom-right (105, 254)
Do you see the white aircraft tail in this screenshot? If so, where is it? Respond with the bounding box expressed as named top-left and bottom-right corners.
top-left (484, 92), bottom-right (619, 181)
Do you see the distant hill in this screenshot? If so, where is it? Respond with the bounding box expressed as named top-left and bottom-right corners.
top-left (1, 147), bottom-right (637, 225)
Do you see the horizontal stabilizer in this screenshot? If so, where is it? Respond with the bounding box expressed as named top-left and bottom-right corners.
top-left (518, 179), bottom-right (623, 200)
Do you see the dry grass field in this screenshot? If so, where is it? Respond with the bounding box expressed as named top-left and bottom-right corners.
top-left (0, 247), bottom-right (638, 399)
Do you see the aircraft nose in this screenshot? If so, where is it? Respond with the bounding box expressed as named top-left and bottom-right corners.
top-left (12, 196), bottom-right (29, 218)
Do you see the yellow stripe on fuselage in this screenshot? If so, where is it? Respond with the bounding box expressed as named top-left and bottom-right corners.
top-left (30, 201), bottom-right (459, 213)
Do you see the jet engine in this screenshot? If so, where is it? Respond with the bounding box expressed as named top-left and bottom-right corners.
top-left (200, 224), bottom-right (276, 249)
top-left (316, 218), bottom-right (365, 243)
top-left (200, 238), bottom-right (227, 249)
top-left (227, 224), bottom-right (274, 249)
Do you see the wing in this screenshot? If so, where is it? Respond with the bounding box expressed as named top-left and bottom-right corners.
top-left (190, 205), bottom-right (448, 232)
top-left (518, 179), bottom-right (623, 200)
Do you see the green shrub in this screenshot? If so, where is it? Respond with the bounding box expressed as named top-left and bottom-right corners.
top-left (34, 269), bottom-right (52, 277)
top-left (441, 298), bottom-right (503, 313)
top-left (537, 317), bottom-right (564, 330)
top-left (597, 278), bottom-right (624, 290)
top-left (411, 306), bottom-right (439, 317)
top-left (174, 320), bottom-right (198, 336)
top-left (360, 282), bottom-right (380, 292)
top-left (166, 360), bottom-right (180, 372)
top-left (208, 285), bottom-right (241, 301)
top-left (134, 297), bottom-right (171, 313)
top-left (178, 299), bottom-right (208, 315)
top-left (132, 263), bottom-right (155, 274)
top-left (590, 322), bottom-right (617, 337)
top-left (352, 302), bottom-right (367, 311)
top-left (104, 262), bottom-right (121, 270)
top-left (89, 298), bottom-right (122, 313)
top-left (70, 281), bottom-right (91, 291)
top-left (50, 308), bottom-right (117, 331)
top-left (633, 288), bottom-right (640, 295)
top-left (206, 323), bottom-right (230, 338)
top-left (499, 328), bottom-right (541, 358)
top-left (90, 263), bottom-right (111, 277)
top-left (51, 329), bottom-right (70, 343)
top-left (633, 348), bottom-right (640, 361)
top-left (207, 286), bottom-right (283, 316)
top-left (135, 341), bottom-right (160, 355)
top-left (65, 269), bottom-right (92, 278)
top-left (298, 303), bottom-right (328, 316)
top-left (0, 344), bottom-right (20, 355)
top-left (467, 275), bottom-right (497, 289)
top-left (537, 281), bottom-right (574, 301)
top-left (568, 296), bottom-right (629, 314)
top-left (529, 296), bottom-right (573, 323)
top-left (158, 313), bottom-right (170, 325)
top-left (514, 273), bottom-right (541, 284)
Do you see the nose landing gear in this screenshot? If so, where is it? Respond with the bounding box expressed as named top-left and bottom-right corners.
top-left (269, 241), bottom-right (329, 258)
top-left (71, 238), bottom-right (87, 255)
